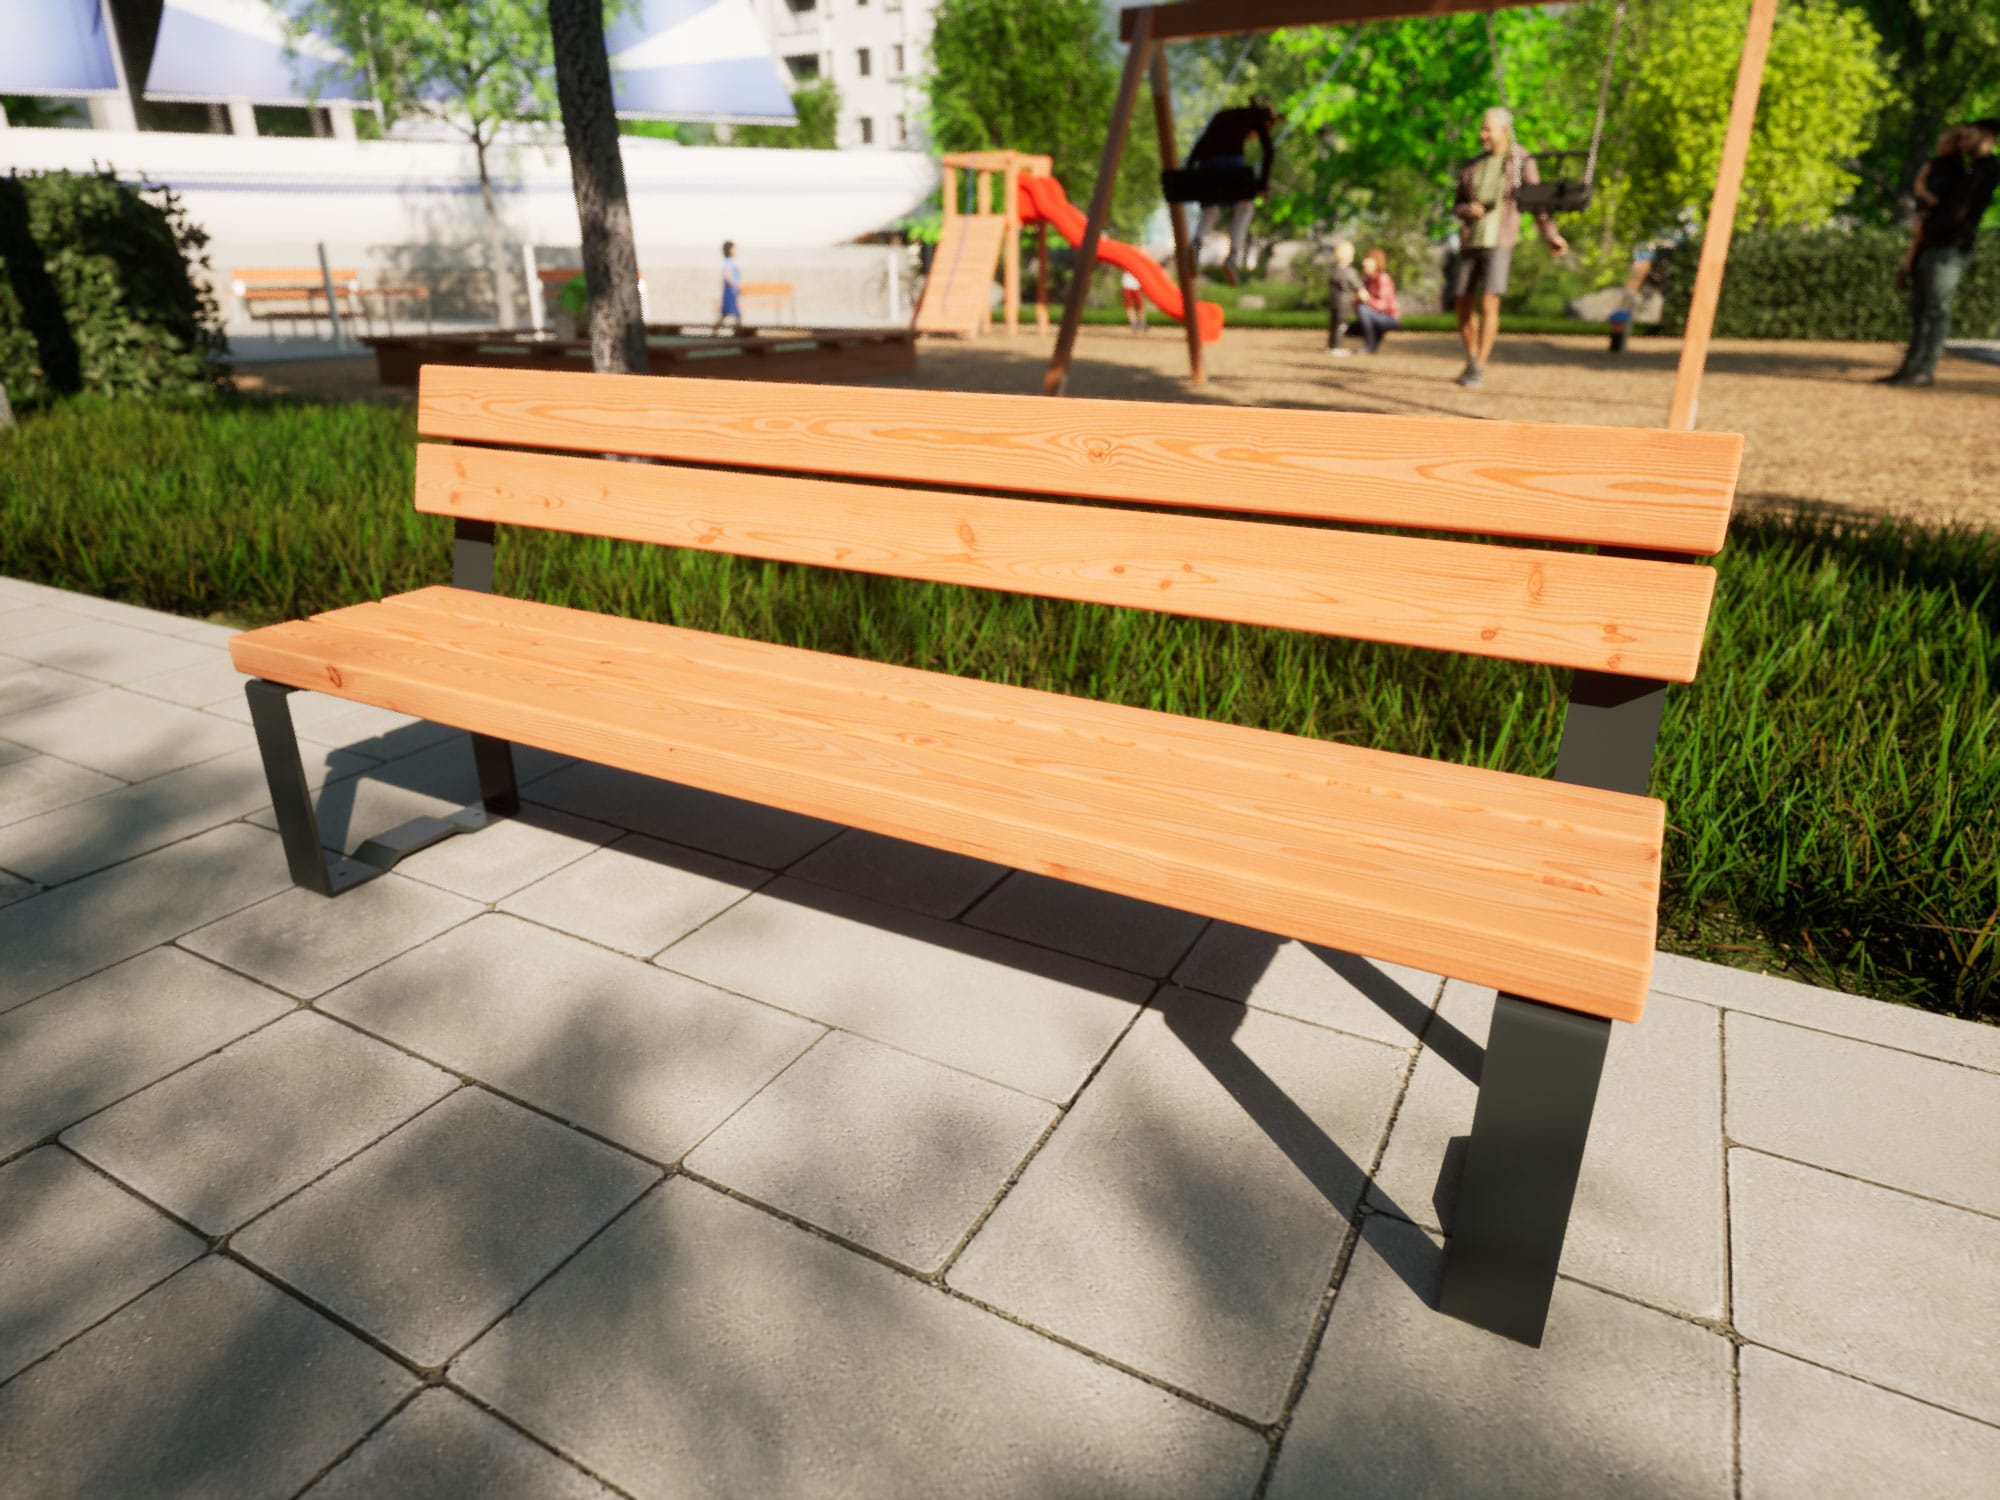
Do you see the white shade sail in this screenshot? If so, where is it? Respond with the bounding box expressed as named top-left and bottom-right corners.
top-left (143, 0), bottom-right (368, 106)
top-left (607, 0), bottom-right (795, 125)
top-left (0, 0), bottom-right (125, 98)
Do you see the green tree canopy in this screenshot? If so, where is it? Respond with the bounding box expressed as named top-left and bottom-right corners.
top-left (924, 0), bottom-right (1159, 238)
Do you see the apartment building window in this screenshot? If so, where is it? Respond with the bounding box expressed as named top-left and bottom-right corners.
top-left (896, 114), bottom-right (909, 145)
top-left (784, 53), bottom-right (820, 80)
top-left (891, 44), bottom-right (905, 77)
top-left (858, 117), bottom-right (874, 145)
top-left (783, 0), bottom-right (816, 12)
top-left (856, 47), bottom-right (871, 77)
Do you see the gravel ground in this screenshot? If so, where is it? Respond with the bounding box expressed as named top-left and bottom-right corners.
top-left (232, 327), bottom-right (2000, 530)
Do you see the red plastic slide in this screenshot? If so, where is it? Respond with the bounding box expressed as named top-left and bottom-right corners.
top-left (1017, 173), bottom-right (1225, 343)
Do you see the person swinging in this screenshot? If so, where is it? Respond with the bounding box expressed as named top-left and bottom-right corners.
top-left (1179, 98), bottom-right (1277, 287)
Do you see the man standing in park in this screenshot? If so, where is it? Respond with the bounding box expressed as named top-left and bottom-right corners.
top-left (1451, 107), bottom-right (1566, 388)
top-left (1881, 118), bottom-right (1998, 388)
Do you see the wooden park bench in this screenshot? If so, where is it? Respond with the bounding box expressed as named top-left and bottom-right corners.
top-left (230, 268), bottom-right (432, 339)
top-left (230, 366), bottom-right (1740, 1347)
top-left (718, 280), bottom-right (798, 324)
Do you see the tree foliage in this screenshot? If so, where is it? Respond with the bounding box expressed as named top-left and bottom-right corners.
top-left (731, 78), bottom-right (841, 149)
top-left (924, 0), bottom-right (1159, 238)
top-left (1846, 0), bottom-right (2000, 216)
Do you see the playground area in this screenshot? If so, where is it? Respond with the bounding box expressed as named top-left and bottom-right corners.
top-left (231, 327), bottom-right (2000, 530)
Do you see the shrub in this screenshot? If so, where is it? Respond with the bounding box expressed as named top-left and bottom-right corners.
top-left (1655, 225), bottom-right (2000, 341)
top-left (0, 168), bottom-right (229, 408)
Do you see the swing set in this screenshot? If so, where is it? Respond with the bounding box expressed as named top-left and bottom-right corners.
top-left (1043, 0), bottom-right (1780, 437)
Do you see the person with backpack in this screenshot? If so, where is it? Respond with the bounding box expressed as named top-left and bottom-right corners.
top-left (1881, 118), bottom-right (1999, 388)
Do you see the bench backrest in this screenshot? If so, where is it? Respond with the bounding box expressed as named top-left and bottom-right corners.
top-left (413, 366), bottom-right (1740, 684)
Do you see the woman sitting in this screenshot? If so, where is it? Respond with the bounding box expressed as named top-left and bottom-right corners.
top-left (1355, 248), bottom-right (1399, 352)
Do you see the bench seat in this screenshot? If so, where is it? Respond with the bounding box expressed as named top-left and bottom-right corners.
top-left (231, 584), bottom-right (1665, 1022)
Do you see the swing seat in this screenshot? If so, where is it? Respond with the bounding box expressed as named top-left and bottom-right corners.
top-left (1516, 179), bottom-right (1595, 214)
top-left (1162, 162), bottom-right (1260, 207)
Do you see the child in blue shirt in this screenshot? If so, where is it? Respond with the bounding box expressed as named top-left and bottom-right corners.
top-left (720, 241), bottom-right (742, 326)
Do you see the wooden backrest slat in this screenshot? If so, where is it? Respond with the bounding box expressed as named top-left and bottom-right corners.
top-left (417, 367), bottom-right (1740, 553)
top-left (415, 442), bottom-right (1717, 680)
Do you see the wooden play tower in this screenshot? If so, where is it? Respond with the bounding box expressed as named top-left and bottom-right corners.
top-left (914, 150), bottom-right (1054, 338)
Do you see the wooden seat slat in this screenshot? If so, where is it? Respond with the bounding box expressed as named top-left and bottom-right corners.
top-left (232, 597), bottom-right (1663, 1018)
top-left (414, 443), bottom-right (1716, 679)
top-left (369, 586), bottom-right (1664, 845)
top-left (361, 588), bottom-right (1663, 871)
top-left (417, 367), bottom-right (1741, 552)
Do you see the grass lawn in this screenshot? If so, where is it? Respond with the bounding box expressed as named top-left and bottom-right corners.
top-left (4, 394), bottom-right (1995, 1023)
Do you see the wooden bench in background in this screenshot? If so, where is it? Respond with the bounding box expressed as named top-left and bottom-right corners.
top-left (231, 367), bottom-right (1741, 1348)
top-left (230, 268), bottom-right (432, 339)
top-left (360, 327), bottom-right (916, 388)
top-left (719, 280), bottom-right (797, 324)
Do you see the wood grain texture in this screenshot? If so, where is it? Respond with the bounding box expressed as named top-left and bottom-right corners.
top-left (231, 588), bottom-right (1663, 1020)
top-left (416, 366), bottom-right (1741, 551)
top-left (414, 443), bottom-right (1716, 679)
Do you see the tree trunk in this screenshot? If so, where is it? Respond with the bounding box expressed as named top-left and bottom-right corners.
top-left (548, 0), bottom-right (648, 375)
top-left (473, 135), bottom-right (516, 329)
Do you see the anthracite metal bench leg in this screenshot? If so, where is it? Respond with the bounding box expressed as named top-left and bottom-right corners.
top-left (245, 677), bottom-right (381, 896)
top-left (1438, 992), bottom-right (1612, 1347)
top-left (245, 677), bottom-right (510, 897)
top-left (471, 734), bottom-right (519, 815)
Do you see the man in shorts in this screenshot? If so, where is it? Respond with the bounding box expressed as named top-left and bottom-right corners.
top-left (1451, 107), bottom-right (1567, 388)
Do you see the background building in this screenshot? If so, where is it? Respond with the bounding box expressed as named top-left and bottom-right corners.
top-left (752, 0), bottom-right (937, 152)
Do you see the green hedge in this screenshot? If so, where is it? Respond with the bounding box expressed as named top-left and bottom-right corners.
top-left (0, 169), bottom-right (229, 408)
top-left (1655, 226), bottom-right (2000, 342)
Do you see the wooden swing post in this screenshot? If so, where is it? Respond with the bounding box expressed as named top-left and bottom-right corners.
top-left (1666, 0), bottom-right (1779, 431)
top-left (1150, 47), bottom-right (1206, 385)
top-left (1043, 7), bottom-right (1155, 396)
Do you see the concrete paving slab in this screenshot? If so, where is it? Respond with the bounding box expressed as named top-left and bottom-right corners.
top-left (209, 686), bottom-right (456, 751)
top-left (1726, 1013), bottom-right (2000, 1216)
top-left (0, 663), bottom-right (102, 715)
top-left (0, 738), bottom-right (26, 767)
top-left (393, 804), bottom-right (620, 903)
top-left (1368, 981), bottom-right (1727, 1321)
top-left (62, 1012), bottom-right (458, 1234)
top-left (0, 604), bottom-right (94, 644)
top-left (0, 1257), bottom-right (412, 1500)
top-left (1652, 951), bottom-right (2000, 1073)
top-left (0, 871), bottom-right (32, 908)
top-left (452, 1179), bottom-right (1269, 1500)
top-left (1175, 922), bottom-right (1445, 1044)
top-left (1265, 1215), bottom-right (1733, 1500)
top-left (527, 760), bottom-right (842, 868)
top-left (949, 989), bottom-right (1406, 1420)
top-left (126, 657), bottom-right (249, 709)
top-left (28, 593), bottom-right (206, 637)
top-left (0, 947), bottom-right (291, 1157)
top-left (0, 825), bottom-right (293, 1014)
top-left (160, 619), bottom-right (242, 646)
top-left (0, 741), bottom-right (373, 888)
top-left (182, 872), bottom-right (480, 1000)
top-left (661, 879), bottom-right (1149, 1102)
top-left (302, 1388), bottom-right (619, 1499)
top-left (1740, 1344), bottom-right (2000, 1500)
top-left (1731, 1149), bottom-right (2000, 1423)
top-left (1, 619), bottom-right (220, 686)
top-left (687, 1031), bottom-right (1057, 1273)
top-left (788, 826), bottom-right (1008, 917)
top-left (0, 686), bottom-right (248, 782)
top-left (235, 1088), bottom-right (656, 1366)
top-left (500, 833), bottom-right (768, 957)
top-left (321, 915), bottom-right (821, 1163)
top-left (963, 872), bottom-right (1209, 976)
top-left (0, 753), bottom-right (124, 828)
top-left (0, 1148), bottom-right (205, 1383)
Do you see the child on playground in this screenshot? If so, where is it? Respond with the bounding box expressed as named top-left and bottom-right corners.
top-left (1325, 241), bottom-right (1365, 355)
top-left (1121, 269), bottom-right (1148, 333)
top-left (720, 240), bottom-right (743, 327)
